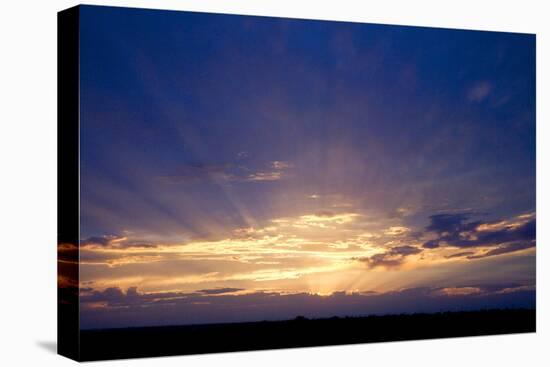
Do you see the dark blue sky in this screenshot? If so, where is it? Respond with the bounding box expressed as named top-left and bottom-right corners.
top-left (76, 5), bottom-right (535, 328)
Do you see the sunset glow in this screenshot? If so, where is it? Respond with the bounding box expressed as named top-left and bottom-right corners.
top-left (71, 6), bottom-right (535, 329)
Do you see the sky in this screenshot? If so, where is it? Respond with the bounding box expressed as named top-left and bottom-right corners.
top-left (67, 5), bottom-right (535, 329)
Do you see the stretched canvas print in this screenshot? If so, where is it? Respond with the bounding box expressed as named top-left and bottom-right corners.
top-left (58, 5), bottom-right (536, 361)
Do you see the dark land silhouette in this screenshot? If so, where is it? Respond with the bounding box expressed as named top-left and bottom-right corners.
top-left (77, 308), bottom-right (535, 361)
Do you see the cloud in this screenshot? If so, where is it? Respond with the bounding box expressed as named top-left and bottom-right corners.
top-left (467, 81), bottom-right (492, 102)
top-left (425, 213), bottom-right (478, 235)
top-left (157, 160), bottom-right (293, 184)
top-left (83, 287), bottom-right (126, 303)
top-left (357, 253), bottom-right (403, 268)
top-left (435, 286), bottom-right (482, 296)
top-left (467, 242), bottom-right (535, 259)
top-left (422, 240), bottom-right (440, 249)
top-left (271, 161), bottom-right (293, 170)
top-left (197, 287), bottom-right (245, 295)
top-left (421, 213), bottom-right (535, 252)
top-left (476, 219), bottom-right (535, 246)
top-left (355, 245), bottom-right (422, 269)
top-left (391, 245), bottom-right (423, 256)
top-left (387, 207), bottom-right (412, 219)
top-left (81, 287), bottom-right (199, 306)
top-left (315, 210), bottom-right (335, 217)
top-left (81, 235), bottom-right (127, 247)
top-left (76, 209), bottom-right (535, 305)
top-left (122, 243), bottom-right (158, 249)
top-left (384, 226), bottom-right (410, 236)
top-left (244, 171), bottom-right (283, 181)
top-left (445, 251), bottom-right (475, 259)
top-left (80, 284), bottom-right (535, 329)
top-left (241, 160), bottom-right (293, 182)
top-left (297, 243), bottom-right (363, 252)
top-left (280, 212), bottom-right (360, 229)
top-left (81, 235), bottom-right (158, 250)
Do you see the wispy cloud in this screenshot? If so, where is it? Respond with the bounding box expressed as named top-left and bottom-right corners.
top-left (236, 151), bottom-right (249, 159)
top-left (467, 81), bottom-right (492, 102)
top-left (244, 171), bottom-right (283, 182)
top-left (271, 161), bottom-right (293, 170)
top-left (467, 242), bottom-right (535, 259)
top-left (197, 287), bottom-right (245, 295)
top-left (157, 160), bottom-right (293, 184)
top-left (81, 235), bottom-right (158, 249)
top-left (445, 251), bottom-right (475, 259)
top-left (384, 226), bottom-right (411, 236)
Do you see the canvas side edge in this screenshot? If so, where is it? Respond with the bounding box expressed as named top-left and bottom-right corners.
top-left (57, 5), bottom-right (81, 362)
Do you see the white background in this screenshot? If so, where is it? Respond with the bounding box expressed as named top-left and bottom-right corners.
top-left (0, 0), bottom-right (548, 365)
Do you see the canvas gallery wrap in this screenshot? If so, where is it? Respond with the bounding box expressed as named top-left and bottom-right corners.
top-left (58, 4), bottom-right (536, 361)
